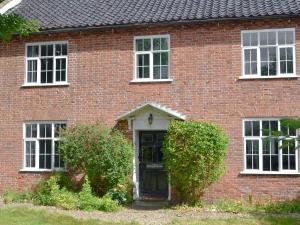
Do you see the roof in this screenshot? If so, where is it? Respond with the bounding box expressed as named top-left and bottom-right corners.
top-left (6, 0), bottom-right (300, 31)
top-left (117, 102), bottom-right (186, 121)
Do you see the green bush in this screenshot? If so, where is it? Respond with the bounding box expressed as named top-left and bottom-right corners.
top-left (2, 189), bottom-right (33, 204)
top-left (98, 196), bottom-right (120, 212)
top-left (59, 122), bottom-right (134, 196)
top-left (33, 176), bottom-right (58, 206)
top-left (32, 174), bottom-right (119, 212)
top-left (78, 176), bottom-right (101, 211)
top-left (105, 184), bottom-right (131, 205)
top-left (163, 120), bottom-right (228, 203)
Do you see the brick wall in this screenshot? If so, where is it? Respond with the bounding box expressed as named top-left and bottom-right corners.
top-left (0, 17), bottom-right (300, 201)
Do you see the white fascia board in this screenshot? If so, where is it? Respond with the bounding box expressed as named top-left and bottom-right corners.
top-left (0, 0), bottom-right (22, 14)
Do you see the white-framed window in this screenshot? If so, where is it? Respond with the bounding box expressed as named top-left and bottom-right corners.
top-left (134, 35), bottom-right (170, 81)
top-left (241, 29), bottom-right (296, 77)
top-left (243, 119), bottom-right (298, 174)
top-left (23, 122), bottom-right (66, 171)
top-left (25, 42), bottom-right (68, 85)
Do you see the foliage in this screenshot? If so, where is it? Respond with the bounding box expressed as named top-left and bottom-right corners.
top-left (0, 13), bottom-right (38, 42)
top-left (59, 122), bottom-right (134, 196)
top-left (174, 198), bottom-right (300, 214)
top-left (163, 120), bottom-right (228, 203)
top-left (78, 176), bottom-right (102, 211)
top-left (2, 189), bottom-right (33, 204)
top-left (97, 196), bottom-right (120, 212)
top-left (105, 182), bottom-right (133, 205)
top-left (0, 206), bottom-right (138, 225)
top-left (31, 174), bottom-right (120, 212)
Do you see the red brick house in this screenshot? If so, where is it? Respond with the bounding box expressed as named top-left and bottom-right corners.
top-left (1, 0), bottom-right (300, 202)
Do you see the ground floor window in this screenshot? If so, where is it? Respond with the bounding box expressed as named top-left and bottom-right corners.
top-left (23, 122), bottom-right (66, 170)
top-left (243, 119), bottom-right (298, 173)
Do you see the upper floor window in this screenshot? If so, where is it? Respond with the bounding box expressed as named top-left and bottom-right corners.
top-left (243, 119), bottom-right (298, 174)
top-left (23, 122), bottom-right (66, 171)
top-left (134, 35), bottom-right (170, 81)
top-left (25, 42), bottom-right (68, 85)
top-left (242, 29), bottom-right (296, 77)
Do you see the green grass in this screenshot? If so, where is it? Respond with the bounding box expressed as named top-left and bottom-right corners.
top-left (0, 206), bottom-right (137, 225)
top-left (170, 216), bottom-right (300, 225)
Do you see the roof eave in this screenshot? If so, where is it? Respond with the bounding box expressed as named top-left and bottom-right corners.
top-left (28, 14), bottom-right (300, 35)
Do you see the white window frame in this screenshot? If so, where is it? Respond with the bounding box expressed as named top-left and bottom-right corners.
top-left (241, 28), bottom-right (297, 79)
top-left (133, 35), bottom-right (172, 82)
top-left (24, 41), bottom-right (69, 87)
top-left (21, 121), bottom-right (67, 172)
top-left (242, 118), bottom-right (299, 175)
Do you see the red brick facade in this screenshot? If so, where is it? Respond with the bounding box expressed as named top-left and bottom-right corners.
top-left (1, 18), bottom-right (300, 202)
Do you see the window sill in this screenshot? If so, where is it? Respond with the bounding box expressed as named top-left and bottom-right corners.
top-left (130, 79), bottom-right (173, 83)
top-left (21, 83), bottom-right (70, 88)
top-left (240, 171), bottom-right (300, 176)
top-left (238, 75), bottom-right (300, 80)
top-left (19, 168), bottom-right (66, 173)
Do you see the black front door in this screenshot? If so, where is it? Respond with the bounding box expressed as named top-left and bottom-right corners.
top-left (139, 131), bottom-right (168, 198)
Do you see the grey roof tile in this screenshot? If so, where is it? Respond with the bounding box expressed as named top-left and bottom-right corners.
top-left (7, 0), bottom-right (300, 31)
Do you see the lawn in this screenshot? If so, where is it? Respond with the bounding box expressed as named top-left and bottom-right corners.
top-left (0, 206), bottom-right (137, 225)
top-left (0, 206), bottom-right (299, 225)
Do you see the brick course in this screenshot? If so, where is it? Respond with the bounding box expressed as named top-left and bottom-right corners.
top-left (0, 18), bottom-right (300, 201)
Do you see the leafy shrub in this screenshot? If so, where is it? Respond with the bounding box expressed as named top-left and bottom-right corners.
top-left (2, 189), bottom-right (33, 204)
top-left (33, 176), bottom-right (58, 206)
top-left (105, 185), bottom-right (129, 205)
top-left (163, 120), bottom-right (228, 203)
top-left (98, 196), bottom-right (120, 212)
top-left (78, 176), bottom-right (101, 211)
top-left (55, 172), bottom-right (77, 192)
top-left (32, 174), bottom-right (119, 212)
top-left (59, 122), bottom-right (134, 196)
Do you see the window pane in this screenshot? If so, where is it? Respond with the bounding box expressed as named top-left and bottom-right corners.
top-left (161, 38), bottom-right (169, 50)
top-left (253, 140), bottom-right (259, 154)
top-left (244, 50), bottom-right (250, 61)
top-left (246, 140), bottom-right (252, 154)
top-left (253, 155), bottom-right (259, 169)
top-left (263, 138), bottom-right (270, 154)
top-left (243, 33), bottom-right (251, 46)
top-left (261, 48), bottom-right (268, 61)
top-left (261, 62), bottom-right (268, 76)
top-left (245, 121), bottom-right (252, 136)
top-left (143, 67), bottom-right (149, 78)
top-left (55, 44), bottom-right (68, 56)
top-left (41, 58), bottom-right (53, 83)
top-left (26, 124), bottom-right (32, 138)
top-left (154, 53), bottom-right (160, 65)
top-left (268, 32), bottom-right (276, 45)
top-left (280, 61), bottom-right (286, 74)
top-left (46, 124), bottom-right (52, 137)
top-left (161, 53), bottom-right (168, 65)
top-left (278, 31), bottom-right (285, 45)
top-left (270, 121), bottom-right (278, 132)
top-left (262, 121), bottom-right (270, 136)
top-left (283, 155), bottom-right (289, 169)
top-left (290, 156), bottom-right (296, 170)
top-left (161, 66), bottom-right (169, 79)
top-left (244, 63), bottom-right (251, 75)
top-left (153, 38), bottom-right (160, 50)
top-left (286, 31), bottom-right (294, 44)
top-left (287, 61), bottom-right (293, 73)
top-left (41, 45), bottom-right (53, 56)
top-left (269, 47), bottom-right (276, 61)
top-left (153, 66), bottom-right (160, 79)
top-left (250, 33), bottom-right (258, 46)
top-left (27, 46), bottom-right (39, 57)
top-left (280, 48), bottom-right (286, 60)
top-left (269, 62), bottom-right (277, 76)
top-left (136, 39), bottom-right (143, 51)
top-left (54, 124), bottom-right (66, 137)
top-left (246, 156), bottom-right (252, 169)
top-left (260, 32), bottom-right (268, 45)
top-left (144, 39), bottom-right (151, 51)
top-left (271, 155), bottom-right (279, 171)
top-left (253, 121), bottom-right (260, 136)
top-left (27, 60), bottom-right (37, 83)
top-left (287, 48), bottom-right (293, 60)
top-left (263, 156), bottom-right (270, 171)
